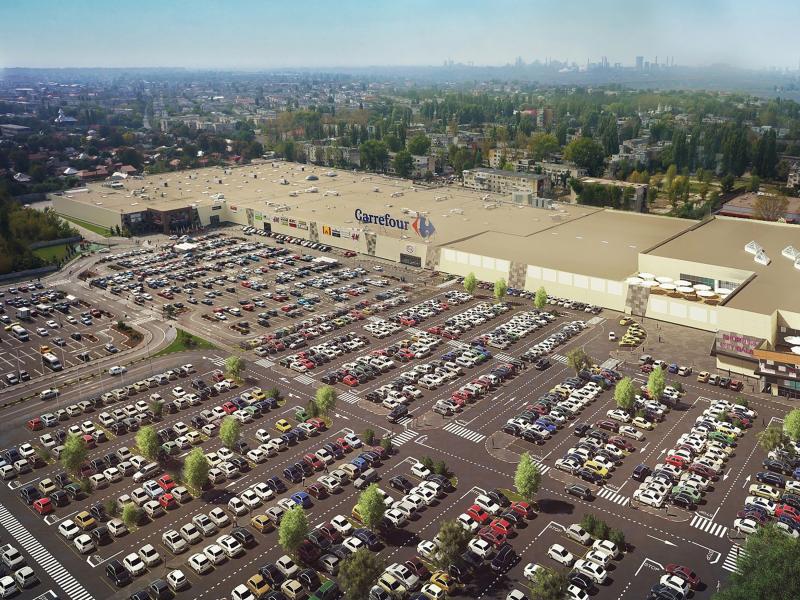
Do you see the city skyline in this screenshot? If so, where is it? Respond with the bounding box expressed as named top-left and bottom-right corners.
top-left (1, 0), bottom-right (799, 70)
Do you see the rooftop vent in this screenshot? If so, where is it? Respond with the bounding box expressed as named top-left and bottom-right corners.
top-left (745, 240), bottom-right (763, 255)
top-left (755, 250), bottom-right (771, 266)
top-left (782, 246), bottom-right (800, 261)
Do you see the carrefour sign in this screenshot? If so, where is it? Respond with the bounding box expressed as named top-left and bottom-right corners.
top-left (354, 209), bottom-right (435, 239)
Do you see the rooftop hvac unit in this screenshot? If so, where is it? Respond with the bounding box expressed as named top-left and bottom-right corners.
top-left (324, 190), bottom-right (339, 196)
top-left (782, 246), bottom-right (800, 261)
top-left (305, 187), bottom-right (318, 193)
top-left (484, 203), bottom-right (498, 210)
top-left (391, 191), bottom-right (403, 198)
top-left (754, 250), bottom-right (771, 266)
top-left (275, 205), bottom-right (291, 211)
top-left (450, 208), bottom-right (464, 215)
top-left (288, 191), bottom-right (299, 197)
top-left (435, 195), bottom-right (447, 202)
top-left (795, 258), bottom-right (800, 271)
top-left (744, 240), bottom-right (763, 255)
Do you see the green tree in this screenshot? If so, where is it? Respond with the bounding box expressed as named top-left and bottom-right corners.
top-left (753, 194), bottom-right (789, 221)
top-left (224, 355), bottom-right (245, 382)
top-left (566, 348), bottom-right (592, 375)
top-left (529, 566), bottom-right (569, 600)
top-left (136, 426), bottom-right (160, 461)
top-left (758, 425), bottom-right (791, 454)
top-left (149, 399), bottom-right (163, 418)
top-left (534, 286), bottom-right (547, 310)
top-left (314, 385), bottom-right (337, 416)
top-left (278, 505), bottom-right (309, 556)
top-left (105, 497), bottom-right (119, 518)
top-left (528, 132), bottom-right (559, 161)
top-left (219, 416), bottom-right (241, 450)
top-left (379, 437), bottom-right (393, 454)
top-left (359, 140), bottom-right (389, 171)
top-left (122, 503), bottom-right (141, 529)
top-left (463, 272), bottom-right (477, 295)
top-left (183, 447), bottom-right (210, 490)
top-left (514, 452), bottom-right (542, 502)
top-left (647, 368), bottom-right (666, 402)
top-left (493, 278), bottom-right (507, 302)
top-left (563, 137), bottom-right (606, 176)
top-left (749, 175), bottom-right (761, 192)
top-left (720, 173), bottom-right (736, 193)
top-left (608, 529), bottom-right (626, 550)
top-left (60, 433), bottom-right (88, 475)
top-left (407, 134), bottom-right (431, 156)
top-left (393, 150), bottom-right (413, 178)
top-left (363, 429), bottom-right (375, 445)
top-left (356, 484), bottom-right (386, 530)
top-left (337, 549), bottom-right (387, 600)
top-left (714, 525), bottom-right (800, 600)
top-left (614, 377), bottom-right (636, 413)
top-left (434, 520), bottom-right (472, 571)
top-left (785, 409), bottom-right (800, 442)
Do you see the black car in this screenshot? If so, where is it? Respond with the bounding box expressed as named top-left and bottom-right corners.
top-left (258, 563), bottom-right (286, 586)
top-left (50, 490), bottom-right (70, 507)
top-left (229, 456), bottom-right (250, 472)
top-left (106, 560), bottom-right (132, 586)
top-left (353, 528), bottom-right (380, 550)
top-left (488, 489), bottom-right (510, 507)
top-left (578, 468), bottom-right (604, 484)
top-left (568, 572), bottom-right (594, 591)
top-left (763, 458), bottom-right (792, 475)
top-left (20, 485), bottom-right (41, 505)
top-left (233, 440), bottom-right (250, 455)
top-left (460, 550), bottom-right (483, 569)
top-left (129, 591), bottom-right (150, 600)
top-left (92, 526), bottom-right (112, 545)
top-left (566, 483), bottom-right (593, 501)
top-left (426, 474), bottom-right (455, 493)
top-left (574, 423), bottom-right (591, 437)
top-left (231, 526), bottom-right (256, 547)
top-left (502, 422), bottom-right (522, 436)
top-left (490, 543), bottom-right (517, 572)
top-left (266, 476), bottom-right (287, 494)
top-left (534, 358), bottom-right (550, 370)
top-left (671, 492), bottom-right (696, 510)
top-left (756, 471), bottom-right (785, 487)
top-left (389, 475), bottom-right (414, 493)
top-left (648, 582), bottom-right (684, 600)
top-left (148, 578), bottom-right (171, 600)
top-left (781, 493), bottom-right (800, 511)
top-left (298, 568), bottom-right (321, 592)
top-left (632, 464), bottom-right (653, 482)
top-left (284, 466), bottom-right (303, 483)
top-left (90, 502), bottom-right (108, 521)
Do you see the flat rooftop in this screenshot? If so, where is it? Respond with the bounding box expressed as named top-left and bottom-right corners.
top-left (649, 217), bottom-right (800, 315)
top-left (448, 210), bottom-right (693, 281)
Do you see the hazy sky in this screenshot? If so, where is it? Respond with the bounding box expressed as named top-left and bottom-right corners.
top-left (1, 0), bottom-right (798, 70)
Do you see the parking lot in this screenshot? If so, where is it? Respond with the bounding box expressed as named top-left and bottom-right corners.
top-left (0, 227), bottom-right (795, 600)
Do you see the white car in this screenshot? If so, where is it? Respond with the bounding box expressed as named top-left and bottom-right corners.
top-left (203, 544), bottom-right (227, 565)
top-left (606, 409), bottom-right (631, 423)
top-left (660, 574), bottom-right (690, 596)
top-left (108, 366), bottom-right (127, 376)
top-left (251, 482), bottom-right (275, 502)
top-left (457, 513), bottom-right (480, 533)
top-left (228, 497), bottom-right (248, 516)
top-left (467, 538), bottom-right (494, 559)
top-left (633, 489), bottom-right (664, 508)
top-left (524, 562), bottom-right (544, 582)
top-left (138, 544), bottom-right (162, 567)
top-left (733, 518), bottom-right (759, 535)
top-left (573, 559), bottom-right (607, 584)
top-left (189, 552), bottom-right (213, 575)
top-left (275, 555), bottom-right (299, 578)
top-left (216, 535), bottom-right (244, 558)
top-left (411, 462), bottom-right (431, 479)
top-left (0, 575), bottom-right (17, 598)
top-left (208, 507), bottom-right (231, 527)
top-left (475, 494), bottom-right (501, 515)
top-left (417, 540), bottom-right (438, 560)
top-left (58, 519), bottom-right (80, 540)
top-left (331, 515), bottom-right (353, 536)
top-left (123, 553), bottom-right (146, 576)
top-left (74, 534), bottom-right (95, 554)
top-left (547, 543), bottom-right (575, 566)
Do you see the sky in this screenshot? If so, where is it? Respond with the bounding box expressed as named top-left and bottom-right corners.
top-left (1, 0), bottom-right (798, 70)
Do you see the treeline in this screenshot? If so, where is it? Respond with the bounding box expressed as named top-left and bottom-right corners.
top-left (0, 191), bottom-right (78, 275)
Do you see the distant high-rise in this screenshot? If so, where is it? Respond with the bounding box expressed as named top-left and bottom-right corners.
top-left (635, 56), bottom-right (644, 70)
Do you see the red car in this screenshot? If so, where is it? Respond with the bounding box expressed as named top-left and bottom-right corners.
top-left (33, 498), bottom-right (53, 515)
top-left (336, 438), bottom-right (353, 452)
top-left (303, 454), bottom-right (324, 471)
top-left (342, 375), bottom-right (358, 387)
top-left (427, 326), bottom-right (443, 335)
top-left (467, 505), bottom-right (490, 524)
top-left (736, 509), bottom-right (768, 525)
top-left (157, 474), bottom-right (176, 491)
top-left (509, 501), bottom-right (535, 519)
top-left (665, 455), bottom-right (688, 469)
top-left (608, 437), bottom-right (635, 452)
top-left (306, 418), bottom-right (327, 431)
top-left (640, 364), bottom-right (654, 373)
top-left (595, 420), bottom-right (619, 433)
top-left (489, 518), bottom-right (513, 536)
top-left (775, 504), bottom-right (800, 522)
top-left (305, 484), bottom-right (328, 499)
top-left (82, 434), bottom-right (96, 449)
top-left (222, 402), bottom-right (238, 414)
top-left (27, 418), bottom-right (43, 431)
top-left (478, 526), bottom-right (507, 547)
top-left (688, 463), bottom-right (718, 480)
top-left (159, 493), bottom-right (177, 509)
top-left (729, 380), bottom-right (744, 391)
top-left (211, 371), bottom-right (225, 382)
top-left (665, 564), bottom-right (701, 589)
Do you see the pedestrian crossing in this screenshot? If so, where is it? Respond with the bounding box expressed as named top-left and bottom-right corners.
top-left (447, 340), bottom-right (469, 349)
top-left (530, 457), bottom-right (551, 475)
top-left (551, 353), bottom-right (569, 365)
top-left (339, 392), bottom-right (360, 404)
top-left (0, 504), bottom-right (93, 600)
top-left (255, 358), bottom-right (275, 369)
top-left (595, 486), bottom-right (630, 506)
top-left (690, 514), bottom-right (728, 538)
top-left (209, 355), bottom-right (226, 367)
top-left (722, 544), bottom-right (743, 573)
top-left (293, 374), bottom-right (316, 385)
top-left (396, 416), bottom-right (413, 426)
top-left (392, 429), bottom-right (418, 446)
top-left (47, 278), bottom-right (70, 287)
top-left (494, 352), bottom-right (516, 362)
top-left (443, 422), bottom-right (486, 443)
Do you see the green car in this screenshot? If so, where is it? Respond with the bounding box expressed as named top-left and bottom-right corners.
top-left (671, 485), bottom-right (702, 504)
top-left (294, 408), bottom-right (309, 422)
top-left (161, 441), bottom-right (179, 456)
top-left (708, 431), bottom-right (736, 446)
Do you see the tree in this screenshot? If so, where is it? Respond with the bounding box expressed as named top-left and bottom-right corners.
top-left (749, 175), bottom-right (761, 193)
top-left (224, 355), bottom-right (244, 382)
top-left (785, 409), bottom-right (800, 442)
top-left (363, 429), bottom-right (375, 445)
top-left (753, 194), bottom-right (789, 221)
top-left (714, 525), bottom-right (800, 600)
top-left (463, 272), bottom-right (477, 295)
top-left (149, 399), bottom-right (163, 418)
top-left (393, 150), bottom-right (413, 178)
top-left (278, 505), bottom-right (309, 556)
top-left (337, 549), bottom-right (386, 600)
top-left (566, 348), bottom-right (592, 374)
top-left (563, 137), bottom-right (606, 176)
top-left (608, 529), bottom-right (626, 550)
top-left (528, 132), bottom-right (559, 162)
top-left (434, 520), bottom-right (472, 571)
top-left (379, 437), bottom-right (393, 454)
top-left (529, 566), bottom-right (569, 600)
top-left (122, 503), bottom-right (141, 529)
top-left (534, 286), bottom-right (547, 310)
top-left (356, 484), bottom-right (386, 530)
top-left (514, 452), bottom-right (541, 502)
top-left (359, 140), bottom-right (389, 171)
top-left (136, 426), bottom-right (160, 461)
top-left (758, 425), bottom-right (791, 454)
top-left (493, 278), bottom-right (507, 302)
top-left (314, 385), bottom-right (337, 416)
top-left (720, 174), bottom-right (736, 193)
top-left (407, 134), bottom-right (431, 156)
top-left (183, 447), bottom-right (210, 490)
top-left (60, 433), bottom-right (88, 475)
top-left (219, 416), bottom-right (241, 450)
top-left (647, 368), bottom-right (666, 403)
top-left (614, 377), bottom-right (636, 413)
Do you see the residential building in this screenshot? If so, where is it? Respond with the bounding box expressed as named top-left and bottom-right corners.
top-left (462, 168), bottom-right (550, 196)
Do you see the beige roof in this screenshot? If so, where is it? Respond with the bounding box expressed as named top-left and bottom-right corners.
top-left (448, 211), bottom-right (693, 280)
top-left (649, 217), bottom-right (800, 315)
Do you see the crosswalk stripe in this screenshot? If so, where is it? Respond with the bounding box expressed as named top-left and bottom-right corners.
top-left (690, 514), bottom-right (728, 538)
top-left (339, 392), bottom-right (360, 404)
top-left (494, 352), bottom-right (515, 362)
top-left (0, 504), bottom-right (94, 600)
top-left (443, 422), bottom-right (486, 443)
top-left (209, 355), bottom-right (226, 366)
top-left (595, 486), bottom-right (630, 506)
top-left (722, 544), bottom-right (743, 573)
top-left (392, 430), bottom-right (418, 446)
top-left (293, 374), bottom-right (316, 385)
top-left (255, 358), bottom-right (275, 368)
top-left (551, 353), bottom-right (569, 364)
top-left (395, 416), bottom-right (413, 426)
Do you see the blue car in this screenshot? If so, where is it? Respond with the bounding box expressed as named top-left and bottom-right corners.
top-left (792, 467), bottom-right (800, 480)
top-left (351, 457), bottom-right (368, 473)
top-left (535, 419), bottom-right (557, 433)
top-left (291, 491), bottom-right (312, 508)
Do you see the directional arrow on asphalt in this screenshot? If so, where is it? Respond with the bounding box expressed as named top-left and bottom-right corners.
top-left (280, 377), bottom-right (289, 383)
top-left (333, 413), bottom-right (349, 420)
top-left (288, 393), bottom-right (298, 399)
top-left (742, 474), bottom-right (751, 488)
top-left (640, 443), bottom-right (650, 453)
top-left (415, 435), bottom-right (429, 445)
top-left (647, 534), bottom-right (677, 547)
top-left (723, 469), bottom-right (730, 481)
top-left (658, 448), bottom-right (666, 457)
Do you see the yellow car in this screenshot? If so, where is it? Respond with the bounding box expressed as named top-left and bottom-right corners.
top-left (4, 322), bottom-right (19, 331)
top-left (717, 423), bottom-right (742, 438)
top-left (74, 511), bottom-right (96, 531)
top-left (748, 484), bottom-right (781, 502)
top-left (632, 417), bottom-right (654, 430)
top-left (619, 317), bottom-right (633, 326)
top-left (251, 389), bottom-right (266, 401)
top-left (430, 571), bottom-right (460, 594)
top-left (275, 419), bottom-right (292, 433)
top-left (246, 574), bottom-right (271, 598)
top-left (583, 460), bottom-right (609, 478)
top-left (697, 371), bottom-right (710, 383)
top-left (250, 514), bottom-right (275, 533)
